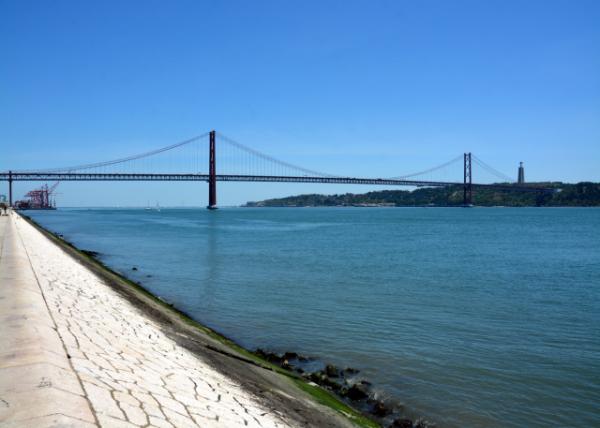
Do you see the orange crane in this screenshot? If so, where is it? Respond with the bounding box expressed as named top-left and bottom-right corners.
top-left (20, 182), bottom-right (60, 209)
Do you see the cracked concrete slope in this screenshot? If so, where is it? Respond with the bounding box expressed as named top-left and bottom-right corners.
top-left (0, 212), bottom-right (295, 428)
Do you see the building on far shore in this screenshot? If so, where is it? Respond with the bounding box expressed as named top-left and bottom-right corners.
top-left (518, 162), bottom-right (525, 184)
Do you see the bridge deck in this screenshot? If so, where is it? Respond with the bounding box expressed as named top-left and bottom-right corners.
top-left (0, 173), bottom-right (551, 193)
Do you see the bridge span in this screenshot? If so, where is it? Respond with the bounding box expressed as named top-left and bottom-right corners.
top-left (1, 130), bottom-right (552, 208)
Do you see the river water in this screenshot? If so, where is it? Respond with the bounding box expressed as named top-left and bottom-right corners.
top-left (27, 207), bottom-right (600, 427)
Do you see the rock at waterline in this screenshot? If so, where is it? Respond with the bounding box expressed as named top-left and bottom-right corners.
top-left (342, 367), bottom-right (360, 375)
top-left (325, 364), bottom-right (340, 378)
top-left (371, 401), bottom-right (392, 417)
top-left (390, 419), bottom-right (413, 428)
top-left (81, 250), bottom-right (100, 257)
top-left (344, 382), bottom-right (369, 401)
top-left (308, 371), bottom-right (342, 391)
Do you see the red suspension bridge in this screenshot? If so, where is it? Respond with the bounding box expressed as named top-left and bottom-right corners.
top-left (1, 130), bottom-right (552, 208)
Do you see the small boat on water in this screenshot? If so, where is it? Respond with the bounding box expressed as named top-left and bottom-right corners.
top-left (145, 201), bottom-right (161, 211)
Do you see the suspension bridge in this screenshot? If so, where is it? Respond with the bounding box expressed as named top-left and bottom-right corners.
top-left (0, 130), bottom-right (552, 208)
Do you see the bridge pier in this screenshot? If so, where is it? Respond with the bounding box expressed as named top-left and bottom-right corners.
top-left (207, 130), bottom-right (217, 210)
top-left (463, 153), bottom-right (472, 206)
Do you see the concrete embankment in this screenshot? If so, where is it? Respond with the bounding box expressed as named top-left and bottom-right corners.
top-left (0, 212), bottom-right (361, 428)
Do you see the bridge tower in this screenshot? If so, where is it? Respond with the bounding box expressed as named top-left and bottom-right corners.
top-left (8, 170), bottom-right (12, 207)
top-left (207, 130), bottom-right (217, 210)
top-left (463, 153), bottom-right (472, 206)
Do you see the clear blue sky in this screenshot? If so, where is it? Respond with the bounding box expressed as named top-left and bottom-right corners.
top-left (1, 0), bottom-right (599, 206)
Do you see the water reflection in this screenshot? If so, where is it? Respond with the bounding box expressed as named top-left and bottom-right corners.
top-left (200, 212), bottom-right (219, 309)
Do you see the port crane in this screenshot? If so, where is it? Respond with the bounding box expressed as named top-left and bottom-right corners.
top-left (18, 182), bottom-right (60, 209)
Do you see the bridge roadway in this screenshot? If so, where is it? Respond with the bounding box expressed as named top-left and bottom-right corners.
top-left (0, 172), bottom-right (550, 193)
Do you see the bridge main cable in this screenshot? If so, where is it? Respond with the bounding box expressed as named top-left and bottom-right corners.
top-left (12, 133), bottom-right (211, 174)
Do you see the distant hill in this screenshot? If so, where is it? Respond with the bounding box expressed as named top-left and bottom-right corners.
top-left (244, 182), bottom-right (600, 207)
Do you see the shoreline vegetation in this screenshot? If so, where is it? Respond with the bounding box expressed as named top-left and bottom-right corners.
top-left (244, 182), bottom-right (600, 207)
top-left (18, 212), bottom-right (428, 428)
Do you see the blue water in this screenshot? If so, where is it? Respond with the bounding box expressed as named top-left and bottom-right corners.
top-left (27, 208), bottom-right (600, 427)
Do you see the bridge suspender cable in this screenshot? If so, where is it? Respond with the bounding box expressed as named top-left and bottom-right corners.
top-left (216, 132), bottom-right (339, 178)
top-left (471, 155), bottom-right (515, 183)
top-left (14, 133), bottom-right (210, 173)
top-left (388, 155), bottom-right (464, 180)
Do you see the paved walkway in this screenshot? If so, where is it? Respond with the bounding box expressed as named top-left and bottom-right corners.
top-left (0, 212), bottom-right (293, 427)
top-left (0, 213), bottom-right (96, 427)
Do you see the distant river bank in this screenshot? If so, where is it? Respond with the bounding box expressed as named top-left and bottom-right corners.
top-left (27, 207), bottom-right (600, 427)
